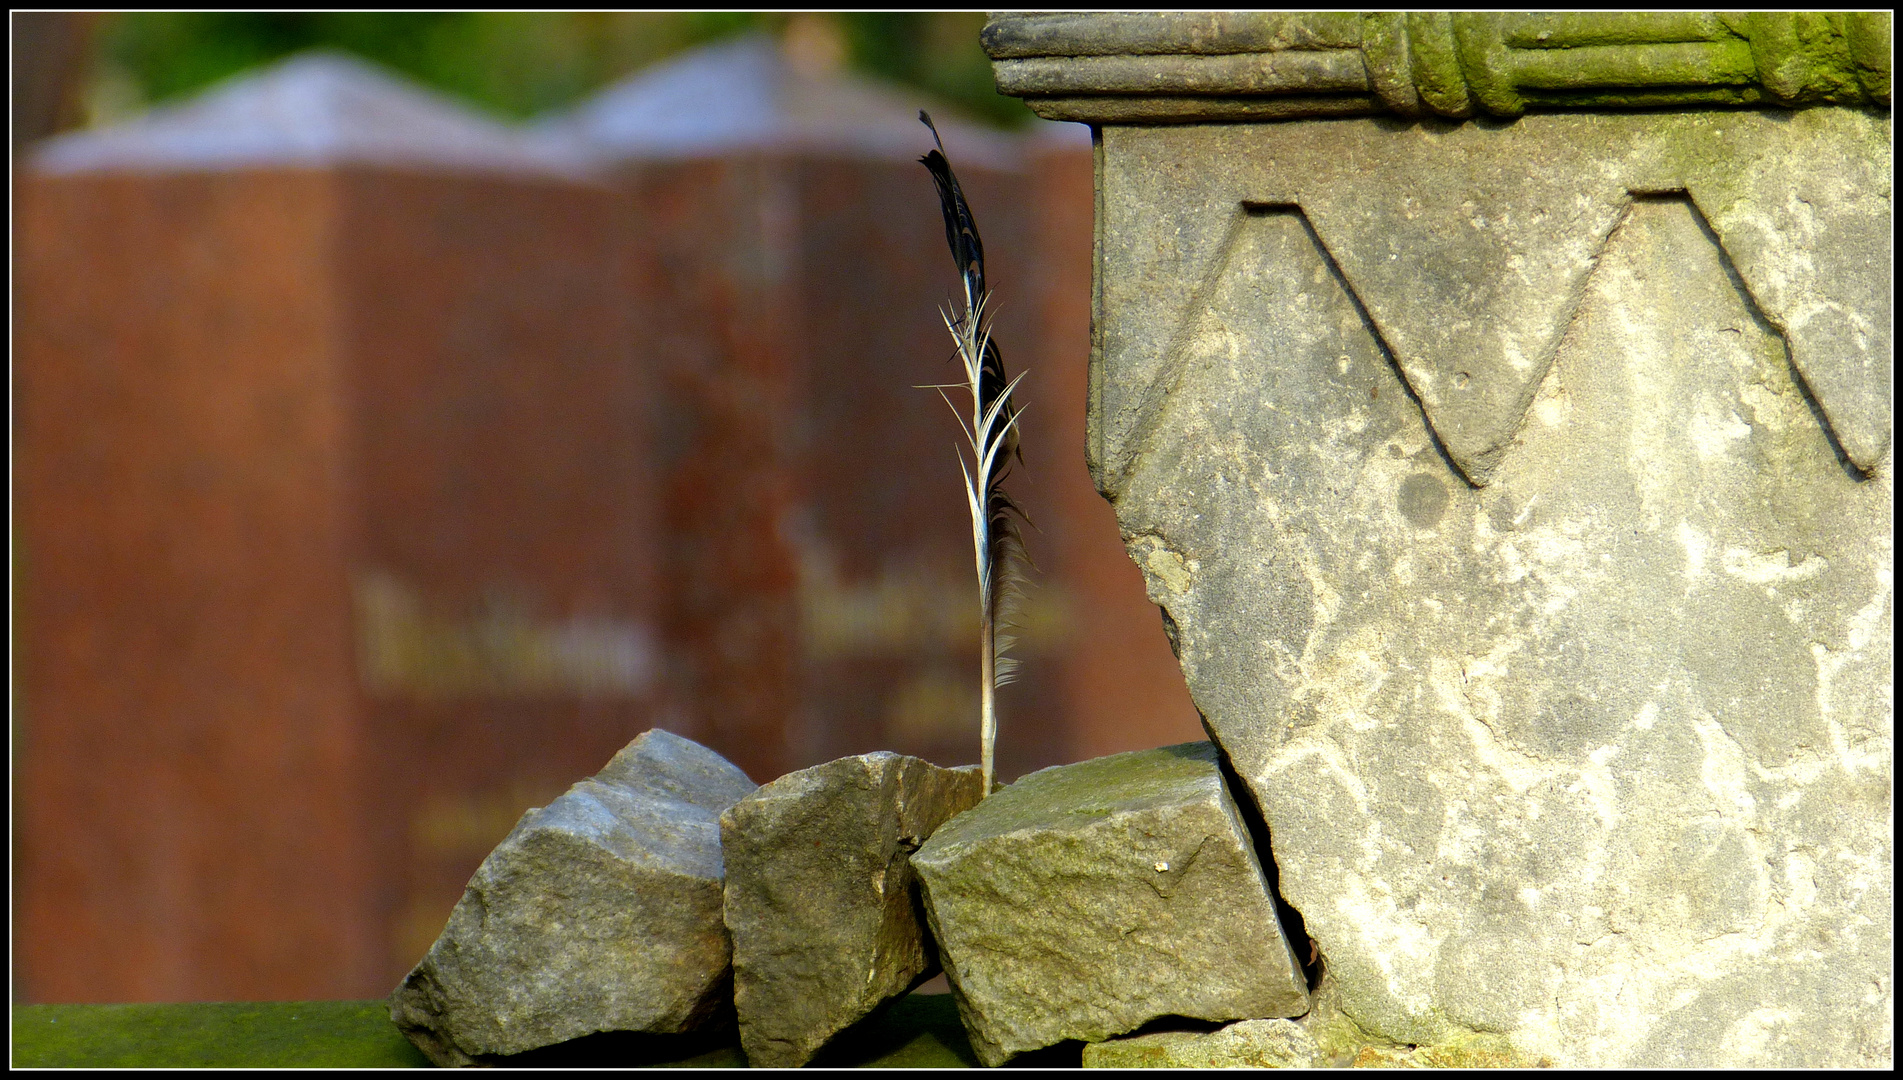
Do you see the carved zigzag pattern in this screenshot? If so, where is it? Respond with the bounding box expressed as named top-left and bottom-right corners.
top-left (1094, 111), bottom-right (1891, 494)
top-left (1118, 193), bottom-right (1876, 493)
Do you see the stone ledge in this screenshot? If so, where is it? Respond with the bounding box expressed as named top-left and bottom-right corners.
top-left (984, 12), bottom-right (1891, 122)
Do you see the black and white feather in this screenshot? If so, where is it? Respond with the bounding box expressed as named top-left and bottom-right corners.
top-left (919, 110), bottom-right (1027, 796)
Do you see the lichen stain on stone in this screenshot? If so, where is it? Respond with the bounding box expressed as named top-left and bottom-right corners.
top-left (1720, 547), bottom-right (1827, 586)
top-left (1674, 522), bottom-right (1712, 584)
top-left (1409, 1030), bottom-right (1556, 1068)
top-left (1688, 401), bottom-right (1755, 461)
top-left (1290, 624), bottom-right (1394, 736)
top-left (1807, 568), bottom-right (1893, 775)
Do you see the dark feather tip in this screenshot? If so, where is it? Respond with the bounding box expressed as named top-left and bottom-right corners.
top-left (917, 115), bottom-right (985, 296)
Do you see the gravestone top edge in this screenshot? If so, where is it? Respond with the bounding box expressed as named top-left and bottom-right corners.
top-left (983, 12), bottom-right (1891, 123)
top-left (29, 49), bottom-right (601, 180)
top-left (542, 32), bottom-right (1029, 171)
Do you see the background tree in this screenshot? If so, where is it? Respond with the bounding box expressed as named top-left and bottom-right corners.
top-left (81, 12), bottom-right (1031, 129)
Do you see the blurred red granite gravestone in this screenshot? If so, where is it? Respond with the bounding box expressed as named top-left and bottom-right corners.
top-left (1020, 128), bottom-right (1209, 764)
top-left (14, 53), bottom-right (664, 1002)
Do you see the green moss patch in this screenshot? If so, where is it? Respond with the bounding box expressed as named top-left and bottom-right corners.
top-left (932, 741), bottom-right (1222, 846)
top-left (12, 992), bottom-right (980, 1068)
top-left (12, 1000), bottom-right (431, 1068)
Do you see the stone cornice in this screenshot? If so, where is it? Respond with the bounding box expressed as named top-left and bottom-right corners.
top-left (984, 12), bottom-right (1892, 123)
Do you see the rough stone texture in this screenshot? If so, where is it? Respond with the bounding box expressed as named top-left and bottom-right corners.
top-left (1081, 1018), bottom-right (1320, 1068)
top-left (389, 729), bottom-right (757, 1065)
top-left (720, 753), bottom-right (984, 1067)
top-left (1093, 113), bottom-right (1891, 1067)
top-left (911, 742), bottom-right (1308, 1066)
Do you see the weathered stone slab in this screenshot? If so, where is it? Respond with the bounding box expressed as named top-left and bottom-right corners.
top-left (390, 729), bottom-right (757, 1065)
top-left (720, 753), bottom-right (983, 1067)
top-left (1081, 1018), bottom-right (1320, 1068)
top-left (911, 742), bottom-right (1308, 1066)
top-left (1091, 115), bottom-right (1892, 1067)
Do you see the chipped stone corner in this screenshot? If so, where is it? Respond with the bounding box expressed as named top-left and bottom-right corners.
top-left (1126, 532), bottom-right (1199, 605)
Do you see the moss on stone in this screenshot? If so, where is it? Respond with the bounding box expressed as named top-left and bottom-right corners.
top-left (1414, 1030), bottom-right (1553, 1068)
top-left (1303, 1010), bottom-right (1380, 1066)
top-left (1332, 1029), bottom-right (1553, 1069)
top-left (928, 741), bottom-right (1223, 848)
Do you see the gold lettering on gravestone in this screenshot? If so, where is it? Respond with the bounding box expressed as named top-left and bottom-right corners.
top-left (795, 551), bottom-right (1073, 660)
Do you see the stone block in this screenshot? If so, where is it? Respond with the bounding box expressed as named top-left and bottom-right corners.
top-left (911, 742), bottom-right (1308, 1065)
top-left (1081, 1018), bottom-right (1319, 1068)
top-left (720, 752), bottom-right (983, 1066)
top-left (389, 730), bottom-right (756, 1065)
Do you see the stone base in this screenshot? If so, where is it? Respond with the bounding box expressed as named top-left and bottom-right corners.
top-left (912, 742), bottom-right (1308, 1065)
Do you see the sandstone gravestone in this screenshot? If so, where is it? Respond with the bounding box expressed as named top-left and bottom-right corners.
top-left (985, 11), bottom-right (1892, 1070)
top-left (720, 752), bottom-right (983, 1067)
top-left (912, 742), bottom-right (1308, 1066)
top-left (390, 729), bottom-right (756, 1065)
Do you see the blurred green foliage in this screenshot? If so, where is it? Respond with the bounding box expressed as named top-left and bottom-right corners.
top-left (92, 12), bottom-right (1033, 127)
